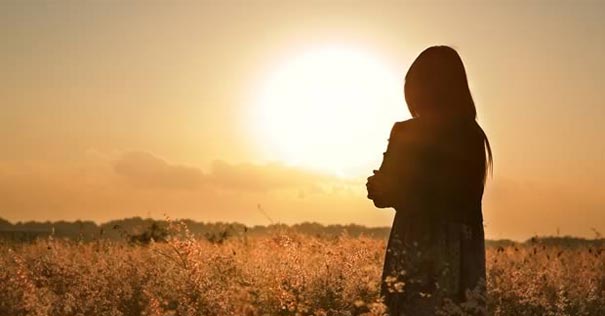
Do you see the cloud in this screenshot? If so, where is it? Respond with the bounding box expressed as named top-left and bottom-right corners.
top-left (112, 151), bottom-right (344, 193)
top-left (113, 151), bottom-right (205, 190)
top-left (208, 160), bottom-right (330, 193)
top-left (2, 153), bottom-right (605, 239)
top-left (0, 152), bottom-right (372, 225)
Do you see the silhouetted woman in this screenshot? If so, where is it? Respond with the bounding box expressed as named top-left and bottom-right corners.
top-left (366, 46), bottom-right (492, 316)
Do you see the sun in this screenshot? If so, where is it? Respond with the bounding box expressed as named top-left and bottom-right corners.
top-left (251, 46), bottom-right (409, 177)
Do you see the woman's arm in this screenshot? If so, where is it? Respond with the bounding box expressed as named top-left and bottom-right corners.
top-left (367, 122), bottom-right (405, 208)
top-left (366, 120), bottom-right (424, 209)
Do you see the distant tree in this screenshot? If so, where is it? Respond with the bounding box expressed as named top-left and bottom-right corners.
top-left (129, 222), bottom-right (169, 245)
top-left (0, 218), bottom-right (12, 230)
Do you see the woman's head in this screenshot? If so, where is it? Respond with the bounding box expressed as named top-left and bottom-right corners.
top-left (405, 45), bottom-right (493, 180)
top-left (404, 46), bottom-right (476, 119)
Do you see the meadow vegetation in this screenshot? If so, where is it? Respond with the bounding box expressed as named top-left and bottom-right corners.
top-left (1, 221), bottom-right (604, 316)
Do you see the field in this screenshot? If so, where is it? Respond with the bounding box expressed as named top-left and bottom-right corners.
top-left (1, 223), bottom-right (604, 316)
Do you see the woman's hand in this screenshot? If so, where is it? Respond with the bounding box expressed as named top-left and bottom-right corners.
top-left (366, 170), bottom-right (380, 200)
top-left (366, 170), bottom-right (394, 208)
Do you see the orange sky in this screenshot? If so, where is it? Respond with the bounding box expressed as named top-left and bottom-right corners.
top-left (1, 1), bottom-right (604, 240)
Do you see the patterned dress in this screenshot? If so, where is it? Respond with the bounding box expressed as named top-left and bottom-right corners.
top-left (371, 118), bottom-right (488, 316)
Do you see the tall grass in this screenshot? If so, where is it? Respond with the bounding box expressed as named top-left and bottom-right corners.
top-left (1, 223), bottom-right (604, 316)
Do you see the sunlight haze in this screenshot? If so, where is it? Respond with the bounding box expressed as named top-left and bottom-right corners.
top-left (252, 45), bottom-right (408, 176)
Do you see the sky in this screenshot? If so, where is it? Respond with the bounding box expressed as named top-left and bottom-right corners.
top-left (1, 1), bottom-right (604, 240)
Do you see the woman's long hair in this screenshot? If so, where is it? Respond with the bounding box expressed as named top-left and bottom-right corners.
top-left (404, 45), bottom-right (493, 181)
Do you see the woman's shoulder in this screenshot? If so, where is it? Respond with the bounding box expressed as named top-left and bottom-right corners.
top-left (392, 118), bottom-right (418, 129)
top-left (390, 118), bottom-right (425, 141)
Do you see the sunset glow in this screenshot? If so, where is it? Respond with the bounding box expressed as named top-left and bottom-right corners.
top-left (1, 1), bottom-right (604, 240)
